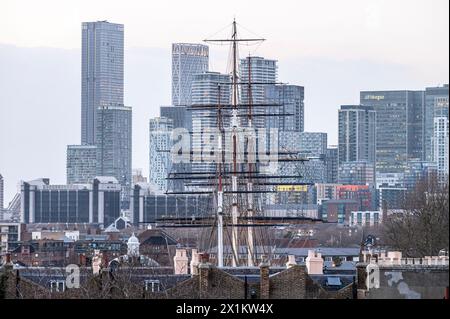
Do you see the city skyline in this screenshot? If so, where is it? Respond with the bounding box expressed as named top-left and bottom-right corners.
top-left (1, 1), bottom-right (449, 203)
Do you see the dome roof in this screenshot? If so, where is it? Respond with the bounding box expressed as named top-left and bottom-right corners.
top-left (127, 233), bottom-right (139, 244)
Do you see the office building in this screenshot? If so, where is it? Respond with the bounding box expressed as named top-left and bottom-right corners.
top-left (338, 161), bottom-right (375, 186)
top-left (350, 211), bottom-right (382, 227)
top-left (66, 145), bottom-right (98, 184)
top-left (320, 199), bottom-right (359, 224)
top-left (160, 106), bottom-right (192, 131)
top-left (315, 183), bottom-right (341, 205)
top-left (191, 71), bottom-right (231, 172)
top-left (172, 43), bottom-right (209, 106)
top-left (424, 85), bottom-right (449, 162)
top-left (336, 185), bottom-right (373, 211)
top-left (0, 174), bottom-right (3, 212)
top-left (20, 177), bottom-right (121, 226)
top-left (298, 132), bottom-right (327, 157)
top-left (0, 222), bottom-right (23, 255)
top-left (130, 183), bottom-right (212, 225)
top-left (360, 90), bottom-right (425, 173)
top-left (377, 187), bottom-right (407, 210)
top-left (404, 159), bottom-right (437, 190)
top-left (326, 147), bottom-right (339, 183)
top-left (96, 105), bottom-right (132, 190)
top-left (265, 85), bottom-right (304, 132)
top-left (81, 21), bottom-right (124, 145)
top-left (434, 116), bottom-right (449, 183)
top-left (338, 105), bottom-right (376, 164)
top-left (240, 56), bottom-right (278, 129)
top-left (149, 117), bottom-right (174, 191)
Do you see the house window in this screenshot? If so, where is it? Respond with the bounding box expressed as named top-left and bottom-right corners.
top-left (49, 280), bottom-right (65, 293)
top-left (325, 257), bottom-right (333, 262)
top-left (144, 280), bottom-right (160, 292)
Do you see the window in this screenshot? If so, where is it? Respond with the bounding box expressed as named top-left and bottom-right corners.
top-left (144, 280), bottom-right (160, 292)
top-left (325, 257), bottom-right (333, 262)
top-left (49, 280), bottom-right (65, 293)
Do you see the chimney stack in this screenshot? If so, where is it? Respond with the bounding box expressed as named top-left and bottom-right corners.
top-left (190, 249), bottom-right (199, 275)
top-left (305, 250), bottom-right (323, 275)
top-left (286, 255), bottom-right (297, 268)
top-left (198, 252), bottom-right (211, 298)
top-left (174, 248), bottom-right (189, 275)
top-left (259, 260), bottom-right (270, 299)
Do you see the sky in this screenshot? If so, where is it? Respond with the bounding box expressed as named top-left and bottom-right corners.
top-left (0, 0), bottom-right (449, 203)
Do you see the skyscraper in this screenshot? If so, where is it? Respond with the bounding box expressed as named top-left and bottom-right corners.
top-left (434, 116), bottom-right (449, 183)
top-left (298, 132), bottom-right (328, 157)
top-left (265, 85), bottom-right (304, 132)
top-left (360, 90), bottom-right (425, 173)
top-left (338, 105), bottom-right (376, 164)
top-left (425, 85), bottom-right (449, 162)
top-left (240, 56), bottom-right (278, 129)
top-left (326, 146), bottom-right (339, 184)
top-left (66, 145), bottom-right (98, 184)
top-left (171, 43), bottom-right (209, 106)
top-left (191, 71), bottom-right (231, 172)
top-left (81, 21), bottom-right (124, 145)
top-left (149, 117), bottom-right (174, 191)
top-left (96, 105), bottom-right (132, 191)
top-left (0, 174), bottom-right (4, 211)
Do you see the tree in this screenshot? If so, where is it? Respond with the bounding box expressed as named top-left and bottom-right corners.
top-left (382, 174), bottom-right (449, 257)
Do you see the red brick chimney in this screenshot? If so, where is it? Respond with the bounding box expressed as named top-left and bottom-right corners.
top-left (259, 260), bottom-right (270, 299)
top-left (198, 252), bottom-right (211, 299)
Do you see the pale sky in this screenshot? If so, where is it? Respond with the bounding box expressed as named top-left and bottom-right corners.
top-left (0, 0), bottom-right (449, 203)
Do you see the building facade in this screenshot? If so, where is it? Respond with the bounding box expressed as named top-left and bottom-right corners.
top-left (360, 90), bottom-right (425, 174)
top-left (338, 161), bottom-right (375, 186)
top-left (149, 117), bottom-right (174, 191)
top-left (96, 105), bottom-right (132, 192)
top-left (326, 147), bottom-right (339, 184)
top-left (240, 56), bottom-right (278, 129)
top-left (424, 85), bottom-right (449, 162)
top-left (20, 177), bottom-right (121, 226)
top-left (66, 145), bottom-right (98, 184)
top-left (171, 43), bottom-right (209, 106)
top-left (265, 85), bottom-right (304, 132)
top-left (349, 211), bottom-right (381, 227)
top-left (0, 174), bottom-right (3, 212)
top-left (338, 105), bottom-right (376, 164)
top-left (130, 183), bottom-right (212, 225)
top-left (81, 21), bottom-right (124, 145)
top-left (191, 71), bottom-right (231, 172)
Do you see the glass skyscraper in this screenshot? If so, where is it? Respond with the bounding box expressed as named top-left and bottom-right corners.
top-left (265, 85), bottom-right (304, 132)
top-left (81, 21), bottom-right (124, 145)
top-left (171, 43), bottom-right (209, 106)
top-left (66, 145), bottom-right (98, 184)
top-left (338, 105), bottom-right (376, 165)
top-left (360, 90), bottom-right (425, 174)
top-left (96, 105), bottom-right (132, 191)
top-left (149, 117), bottom-right (174, 191)
top-left (240, 56), bottom-right (278, 129)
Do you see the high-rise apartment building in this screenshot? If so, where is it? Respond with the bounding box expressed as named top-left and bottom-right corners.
top-left (240, 56), bottom-right (278, 129)
top-left (326, 147), bottom-right (339, 184)
top-left (265, 85), bottom-right (304, 132)
top-left (360, 90), bottom-right (425, 173)
top-left (424, 85), bottom-right (449, 162)
top-left (66, 145), bottom-right (98, 184)
top-left (172, 43), bottom-right (209, 106)
top-left (338, 105), bottom-right (376, 164)
top-left (149, 117), bottom-right (174, 191)
top-left (0, 174), bottom-right (3, 212)
top-left (96, 105), bottom-right (132, 190)
top-left (81, 21), bottom-right (124, 145)
top-left (191, 72), bottom-right (231, 172)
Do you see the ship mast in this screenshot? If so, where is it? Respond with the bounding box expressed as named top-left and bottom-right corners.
top-left (206, 19), bottom-right (265, 266)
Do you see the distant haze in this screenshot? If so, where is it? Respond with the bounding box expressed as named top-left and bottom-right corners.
top-left (0, 0), bottom-right (448, 203)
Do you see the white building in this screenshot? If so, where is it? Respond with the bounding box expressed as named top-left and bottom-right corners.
top-left (350, 211), bottom-right (382, 227)
top-left (434, 116), bottom-right (449, 184)
top-left (149, 117), bottom-right (174, 191)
